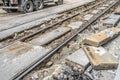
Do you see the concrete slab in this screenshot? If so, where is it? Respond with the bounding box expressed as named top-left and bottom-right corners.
top-left (0, 41), bottom-right (50, 80)
top-left (83, 27), bottom-right (120, 46)
top-left (91, 10), bottom-right (99, 14)
top-left (103, 18), bottom-right (119, 26)
top-left (84, 14), bottom-right (93, 21)
top-left (103, 14), bottom-right (120, 26)
top-left (0, 0), bottom-right (95, 31)
top-left (83, 32), bottom-right (110, 47)
top-left (83, 46), bottom-right (118, 70)
top-left (65, 48), bottom-right (89, 71)
top-left (29, 27), bottom-right (71, 46)
top-left (68, 21), bottom-right (83, 29)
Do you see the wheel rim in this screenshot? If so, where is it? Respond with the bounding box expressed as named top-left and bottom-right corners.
top-left (24, 1), bottom-right (33, 12)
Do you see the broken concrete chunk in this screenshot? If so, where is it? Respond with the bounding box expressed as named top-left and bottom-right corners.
top-left (84, 14), bottom-right (93, 21)
top-left (65, 48), bottom-right (90, 71)
top-left (68, 21), bottom-right (83, 29)
top-left (83, 27), bottom-right (120, 46)
top-left (29, 27), bottom-right (71, 46)
top-left (83, 46), bottom-right (118, 70)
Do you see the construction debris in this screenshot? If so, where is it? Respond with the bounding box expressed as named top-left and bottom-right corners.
top-left (65, 48), bottom-right (90, 71)
top-left (83, 27), bottom-right (120, 46)
top-left (83, 46), bottom-right (118, 70)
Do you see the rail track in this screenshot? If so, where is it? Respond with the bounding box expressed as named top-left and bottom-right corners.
top-left (11, 0), bottom-right (119, 80)
top-left (0, 0), bottom-right (119, 80)
top-left (0, 0), bottom-right (110, 48)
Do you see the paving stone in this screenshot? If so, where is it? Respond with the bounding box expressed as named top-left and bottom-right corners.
top-left (83, 46), bottom-right (118, 70)
top-left (65, 48), bottom-right (90, 71)
top-left (0, 41), bottom-right (50, 80)
top-left (91, 10), bottom-right (99, 14)
top-left (29, 27), bottom-right (71, 46)
top-left (83, 27), bottom-right (120, 46)
top-left (68, 21), bottom-right (83, 29)
top-left (84, 14), bottom-right (93, 21)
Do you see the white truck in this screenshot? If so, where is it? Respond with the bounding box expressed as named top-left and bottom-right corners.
top-left (0, 0), bottom-right (63, 12)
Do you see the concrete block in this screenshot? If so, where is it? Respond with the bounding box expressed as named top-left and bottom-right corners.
top-left (83, 27), bottom-right (120, 46)
top-left (103, 18), bottom-right (119, 26)
top-left (103, 14), bottom-right (120, 26)
top-left (83, 32), bottom-right (110, 47)
top-left (29, 27), bottom-right (71, 46)
top-left (84, 14), bottom-right (93, 21)
top-left (0, 41), bottom-right (50, 80)
top-left (91, 10), bottom-right (99, 14)
top-left (65, 48), bottom-right (90, 71)
top-left (83, 46), bottom-right (118, 70)
top-left (68, 21), bottom-right (83, 29)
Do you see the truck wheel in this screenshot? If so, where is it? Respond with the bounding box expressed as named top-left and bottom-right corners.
top-left (35, 0), bottom-right (44, 10)
top-left (56, 0), bottom-right (63, 5)
top-left (23, 0), bottom-right (34, 13)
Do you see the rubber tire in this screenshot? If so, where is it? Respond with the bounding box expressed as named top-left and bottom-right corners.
top-left (23, 0), bottom-right (34, 13)
top-left (56, 0), bottom-right (63, 5)
top-left (35, 0), bottom-right (44, 10)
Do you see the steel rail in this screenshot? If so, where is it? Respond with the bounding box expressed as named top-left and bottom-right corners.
top-left (12, 0), bottom-right (119, 80)
top-left (0, 0), bottom-right (106, 49)
top-left (0, 0), bottom-right (97, 32)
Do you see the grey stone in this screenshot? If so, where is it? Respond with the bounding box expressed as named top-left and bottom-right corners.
top-left (46, 61), bottom-right (53, 67)
top-left (68, 21), bottom-right (83, 29)
top-left (65, 48), bottom-right (90, 71)
top-left (84, 14), bottom-right (93, 20)
top-left (29, 27), bottom-right (71, 45)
